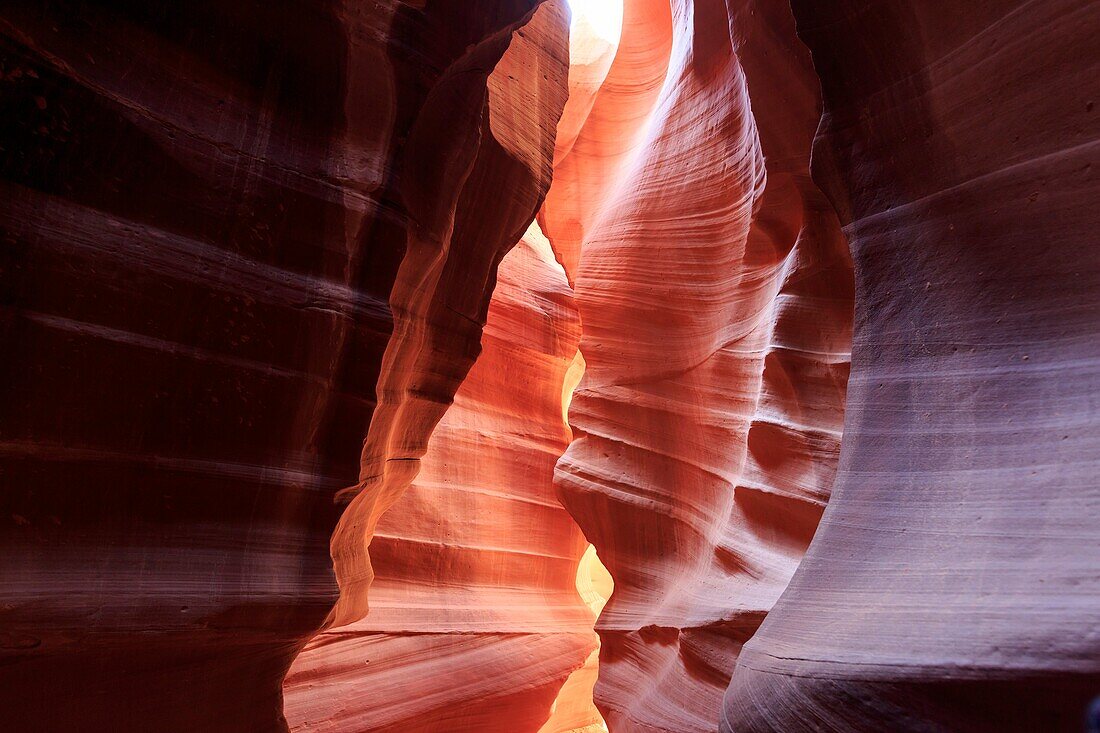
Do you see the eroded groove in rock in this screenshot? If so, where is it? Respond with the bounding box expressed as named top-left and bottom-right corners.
top-left (328, 0), bottom-right (570, 629)
top-left (545, 0), bottom-right (853, 730)
top-left (7, 0), bottom-right (1091, 728)
top-left (540, 0), bottom-right (672, 284)
top-left (285, 223), bottom-right (599, 732)
top-left (0, 1), bottom-right (568, 730)
top-left (723, 1), bottom-right (1100, 730)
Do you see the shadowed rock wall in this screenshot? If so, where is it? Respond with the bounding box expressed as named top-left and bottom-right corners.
top-left (0, 1), bottom-right (568, 730)
top-left (724, 1), bottom-right (1100, 730)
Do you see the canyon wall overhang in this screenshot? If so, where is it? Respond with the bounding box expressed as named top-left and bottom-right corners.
top-left (0, 1), bottom-right (568, 730)
top-left (284, 223), bottom-right (600, 733)
top-left (542, 0), bottom-right (853, 729)
top-left (724, 1), bottom-right (1100, 729)
top-left (2, 0), bottom-right (1097, 730)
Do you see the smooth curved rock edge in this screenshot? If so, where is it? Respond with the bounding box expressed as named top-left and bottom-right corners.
top-left (284, 221), bottom-right (602, 733)
top-left (3, 0), bottom-right (1096, 730)
top-left (0, 1), bottom-right (568, 730)
top-left (542, 0), bottom-right (853, 730)
top-left (723, 1), bottom-right (1100, 730)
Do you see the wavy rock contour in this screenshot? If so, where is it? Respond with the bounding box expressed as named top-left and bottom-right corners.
top-left (284, 224), bottom-right (600, 733)
top-left (0, 1), bottom-right (568, 730)
top-left (544, 0), bottom-right (852, 729)
top-left (4, 0), bottom-right (1096, 730)
top-left (724, 1), bottom-right (1100, 730)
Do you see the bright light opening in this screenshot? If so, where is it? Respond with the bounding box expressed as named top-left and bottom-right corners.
top-left (575, 544), bottom-right (614, 618)
top-left (567, 0), bottom-right (623, 50)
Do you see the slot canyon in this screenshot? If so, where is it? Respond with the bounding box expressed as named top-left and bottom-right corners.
top-left (1, 0), bottom-right (1097, 732)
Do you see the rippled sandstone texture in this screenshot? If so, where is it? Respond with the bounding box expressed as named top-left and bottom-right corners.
top-left (543, 0), bottom-right (853, 729)
top-left (724, 1), bottom-right (1100, 730)
top-left (284, 224), bottom-right (601, 733)
top-left (4, 0), bottom-right (1097, 730)
top-left (0, 1), bottom-right (568, 730)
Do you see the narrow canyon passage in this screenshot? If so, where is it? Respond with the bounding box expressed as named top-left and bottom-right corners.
top-left (287, 0), bottom-right (853, 729)
top-left (285, 5), bottom-right (622, 729)
top-left (2, 0), bottom-right (1096, 731)
top-left (285, 221), bottom-right (607, 732)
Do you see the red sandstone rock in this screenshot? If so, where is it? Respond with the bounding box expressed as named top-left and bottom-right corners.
top-left (325, 0), bottom-right (570, 630)
top-left (0, 1), bottom-right (568, 730)
top-left (724, 1), bottom-right (1100, 729)
top-left (4, 0), bottom-right (1096, 730)
top-left (539, 0), bottom-right (672, 284)
top-left (545, 0), bottom-right (852, 729)
top-left (284, 223), bottom-right (600, 733)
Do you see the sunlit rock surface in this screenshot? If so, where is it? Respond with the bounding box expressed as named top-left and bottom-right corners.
top-left (326, 0), bottom-right (570, 630)
top-left (544, 0), bottom-right (852, 729)
top-left (0, 1), bottom-right (567, 730)
top-left (4, 0), bottom-right (1096, 730)
top-left (724, 1), bottom-right (1100, 730)
top-left (284, 224), bottom-right (601, 733)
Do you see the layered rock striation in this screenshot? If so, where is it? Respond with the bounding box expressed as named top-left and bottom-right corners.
top-left (4, 0), bottom-right (1096, 730)
top-left (0, 1), bottom-right (568, 730)
top-left (724, 1), bottom-right (1100, 729)
top-left (545, 0), bottom-right (852, 729)
top-left (284, 224), bottom-right (601, 733)
top-left (325, 0), bottom-right (570, 630)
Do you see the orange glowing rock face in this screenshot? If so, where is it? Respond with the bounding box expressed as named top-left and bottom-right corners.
top-left (285, 223), bottom-right (604, 733)
top-left (542, 0), bottom-right (853, 729)
top-left (0, 0), bottom-right (573, 729)
top-left (326, 0), bottom-right (572, 630)
top-left (6, 0), bottom-right (1097, 730)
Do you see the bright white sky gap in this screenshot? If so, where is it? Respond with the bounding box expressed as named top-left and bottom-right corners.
top-left (566, 0), bottom-right (623, 45)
